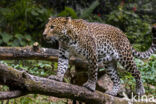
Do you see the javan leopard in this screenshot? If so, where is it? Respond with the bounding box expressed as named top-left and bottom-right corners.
top-left (43, 17), bottom-right (156, 96)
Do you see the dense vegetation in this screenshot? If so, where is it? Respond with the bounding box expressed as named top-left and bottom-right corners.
top-left (0, 0), bottom-right (155, 103)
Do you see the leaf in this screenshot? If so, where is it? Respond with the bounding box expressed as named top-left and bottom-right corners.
top-left (25, 35), bottom-right (32, 41)
top-left (58, 7), bottom-right (77, 19)
top-left (99, 68), bottom-right (105, 71)
top-left (12, 39), bottom-right (20, 46)
top-left (15, 34), bottom-right (23, 39)
top-left (1, 32), bottom-right (12, 43)
top-left (80, 0), bottom-right (100, 18)
top-left (0, 8), bottom-right (12, 16)
top-left (37, 8), bottom-right (45, 14)
top-left (31, 10), bottom-right (39, 16)
top-left (0, 40), bottom-right (3, 44)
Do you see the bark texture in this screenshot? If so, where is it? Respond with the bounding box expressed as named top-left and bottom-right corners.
top-left (0, 45), bottom-right (88, 69)
top-left (0, 63), bottom-right (130, 104)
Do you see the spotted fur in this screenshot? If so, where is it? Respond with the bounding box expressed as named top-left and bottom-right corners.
top-left (43, 17), bottom-right (156, 96)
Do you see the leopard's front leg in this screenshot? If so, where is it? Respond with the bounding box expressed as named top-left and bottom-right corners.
top-left (49, 46), bottom-right (69, 82)
top-left (83, 52), bottom-right (98, 91)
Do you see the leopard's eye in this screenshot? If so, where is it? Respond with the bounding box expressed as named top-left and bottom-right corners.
top-left (51, 25), bottom-right (54, 29)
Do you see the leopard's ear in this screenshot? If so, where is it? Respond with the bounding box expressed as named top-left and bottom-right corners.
top-left (66, 17), bottom-right (72, 23)
top-left (48, 16), bottom-right (52, 20)
top-left (48, 16), bottom-right (56, 20)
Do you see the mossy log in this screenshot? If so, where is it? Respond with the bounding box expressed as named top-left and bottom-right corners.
top-left (0, 43), bottom-right (88, 69)
top-left (0, 63), bottom-right (143, 104)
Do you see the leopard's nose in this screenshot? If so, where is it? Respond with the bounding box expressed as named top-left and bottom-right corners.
top-left (43, 34), bottom-right (47, 39)
top-left (43, 34), bottom-right (46, 37)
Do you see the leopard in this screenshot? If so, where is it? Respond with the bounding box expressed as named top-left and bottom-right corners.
top-left (43, 17), bottom-right (156, 96)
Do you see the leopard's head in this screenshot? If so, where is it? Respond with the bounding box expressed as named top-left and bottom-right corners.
top-left (43, 17), bottom-right (72, 42)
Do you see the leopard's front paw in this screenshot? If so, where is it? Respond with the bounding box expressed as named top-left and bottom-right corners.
top-left (105, 90), bottom-right (117, 96)
top-left (48, 75), bottom-right (63, 82)
top-left (105, 86), bottom-right (120, 96)
top-left (83, 80), bottom-right (96, 91)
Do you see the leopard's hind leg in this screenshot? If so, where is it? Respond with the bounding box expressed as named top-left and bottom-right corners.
top-left (104, 61), bottom-right (121, 96)
top-left (119, 52), bottom-right (145, 95)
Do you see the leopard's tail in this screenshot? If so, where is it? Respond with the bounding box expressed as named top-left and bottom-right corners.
top-left (132, 25), bottom-right (156, 59)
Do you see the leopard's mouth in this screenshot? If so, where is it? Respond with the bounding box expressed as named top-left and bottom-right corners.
top-left (46, 36), bottom-right (58, 44)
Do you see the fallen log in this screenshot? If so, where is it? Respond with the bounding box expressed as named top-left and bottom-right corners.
top-left (0, 63), bottom-right (130, 104)
top-left (0, 43), bottom-right (88, 69)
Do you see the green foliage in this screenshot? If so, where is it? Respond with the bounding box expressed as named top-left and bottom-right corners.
top-left (0, 0), bottom-right (52, 46)
top-left (0, 94), bottom-right (67, 104)
top-left (135, 55), bottom-right (156, 86)
top-left (80, 0), bottom-right (100, 19)
top-left (1, 60), bottom-right (56, 77)
top-left (136, 55), bottom-right (156, 95)
top-left (58, 7), bottom-right (77, 19)
top-left (0, 32), bottom-right (33, 46)
top-left (19, 97), bottom-right (33, 104)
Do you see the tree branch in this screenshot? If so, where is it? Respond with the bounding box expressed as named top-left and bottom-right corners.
top-left (0, 45), bottom-right (88, 69)
top-left (0, 90), bottom-right (27, 100)
top-left (0, 63), bottom-right (130, 104)
top-left (0, 46), bottom-right (58, 61)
